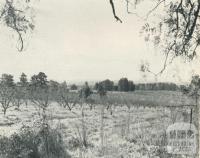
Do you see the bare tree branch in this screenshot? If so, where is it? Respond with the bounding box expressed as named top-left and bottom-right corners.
top-left (145, 0), bottom-right (165, 20)
top-left (109, 0), bottom-right (122, 23)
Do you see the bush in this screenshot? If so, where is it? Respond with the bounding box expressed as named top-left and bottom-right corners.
top-left (0, 124), bottom-right (71, 158)
top-left (67, 137), bottom-right (81, 150)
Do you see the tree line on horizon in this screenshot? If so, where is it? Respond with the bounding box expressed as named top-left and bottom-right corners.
top-left (93, 78), bottom-right (180, 92)
top-left (0, 73), bottom-right (181, 93)
top-left (0, 72), bottom-right (199, 115)
top-left (0, 72), bottom-right (107, 115)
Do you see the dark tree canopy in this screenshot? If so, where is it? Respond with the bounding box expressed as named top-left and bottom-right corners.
top-left (128, 81), bottom-right (135, 91)
top-left (1, 73), bottom-right (15, 87)
top-left (95, 79), bottom-right (114, 91)
top-left (30, 72), bottom-right (48, 89)
top-left (19, 73), bottom-right (28, 87)
top-left (118, 78), bottom-right (129, 92)
top-left (70, 84), bottom-right (78, 90)
top-left (79, 82), bottom-right (93, 100)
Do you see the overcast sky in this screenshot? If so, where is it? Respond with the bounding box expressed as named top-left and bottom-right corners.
top-left (0, 0), bottom-right (199, 84)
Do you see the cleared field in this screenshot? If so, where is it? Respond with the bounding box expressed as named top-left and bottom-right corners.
top-left (92, 90), bottom-right (195, 107)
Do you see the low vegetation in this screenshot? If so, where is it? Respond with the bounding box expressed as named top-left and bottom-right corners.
top-left (0, 72), bottom-right (198, 158)
top-left (0, 123), bottom-right (70, 158)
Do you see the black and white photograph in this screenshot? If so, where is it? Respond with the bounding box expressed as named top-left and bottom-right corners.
top-left (0, 0), bottom-right (199, 158)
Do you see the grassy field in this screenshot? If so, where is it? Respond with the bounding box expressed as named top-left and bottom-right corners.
top-left (92, 90), bottom-right (195, 107)
top-left (0, 90), bottom-right (196, 158)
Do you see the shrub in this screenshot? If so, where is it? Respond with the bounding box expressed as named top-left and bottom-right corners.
top-left (0, 124), bottom-right (71, 158)
top-left (67, 137), bottom-right (81, 150)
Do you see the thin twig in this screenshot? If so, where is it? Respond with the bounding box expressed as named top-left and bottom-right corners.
top-left (109, 0), bottom-right (122, 23)
top-left (145, 0), bottom-right (165, 20)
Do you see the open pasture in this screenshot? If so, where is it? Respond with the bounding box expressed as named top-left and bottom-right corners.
top-left (91, 90), bottom-right (195, 107)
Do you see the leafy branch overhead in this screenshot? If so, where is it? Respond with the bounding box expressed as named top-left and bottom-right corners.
top-left (109, 0), bottom-right (200, 74)
top-left (1, 0), bottom-right (200, 61)
top-left (0, 0), bottom-right (35, 52)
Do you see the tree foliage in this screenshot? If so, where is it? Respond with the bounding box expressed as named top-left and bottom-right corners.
top-left (135, 82), bottom-right (178, 91)
top-left (29, 72), bottom-right (51, 114)
top-left (14, 73), bottom-right (29, 107)
top-left (183, 75), bottom-right (200, 105)
top-left (110, 0), bottom-right (200, 74)
top-left (19, 72), bottom-right (28, 87)
top-left (0, 73), bottom-right (15, 115)
top-left (0, 124), bottom-right (71, 158)
top-left (0, 0), bottom-right (35, 51)
top-left (95, 79), bottom-right (114, 91)
top-left (79, 82), bottom-right (92, 100)
top-left (70, 84), bottom-right (78, 90)
top-left (118, 78), bottom-right (135, 92)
